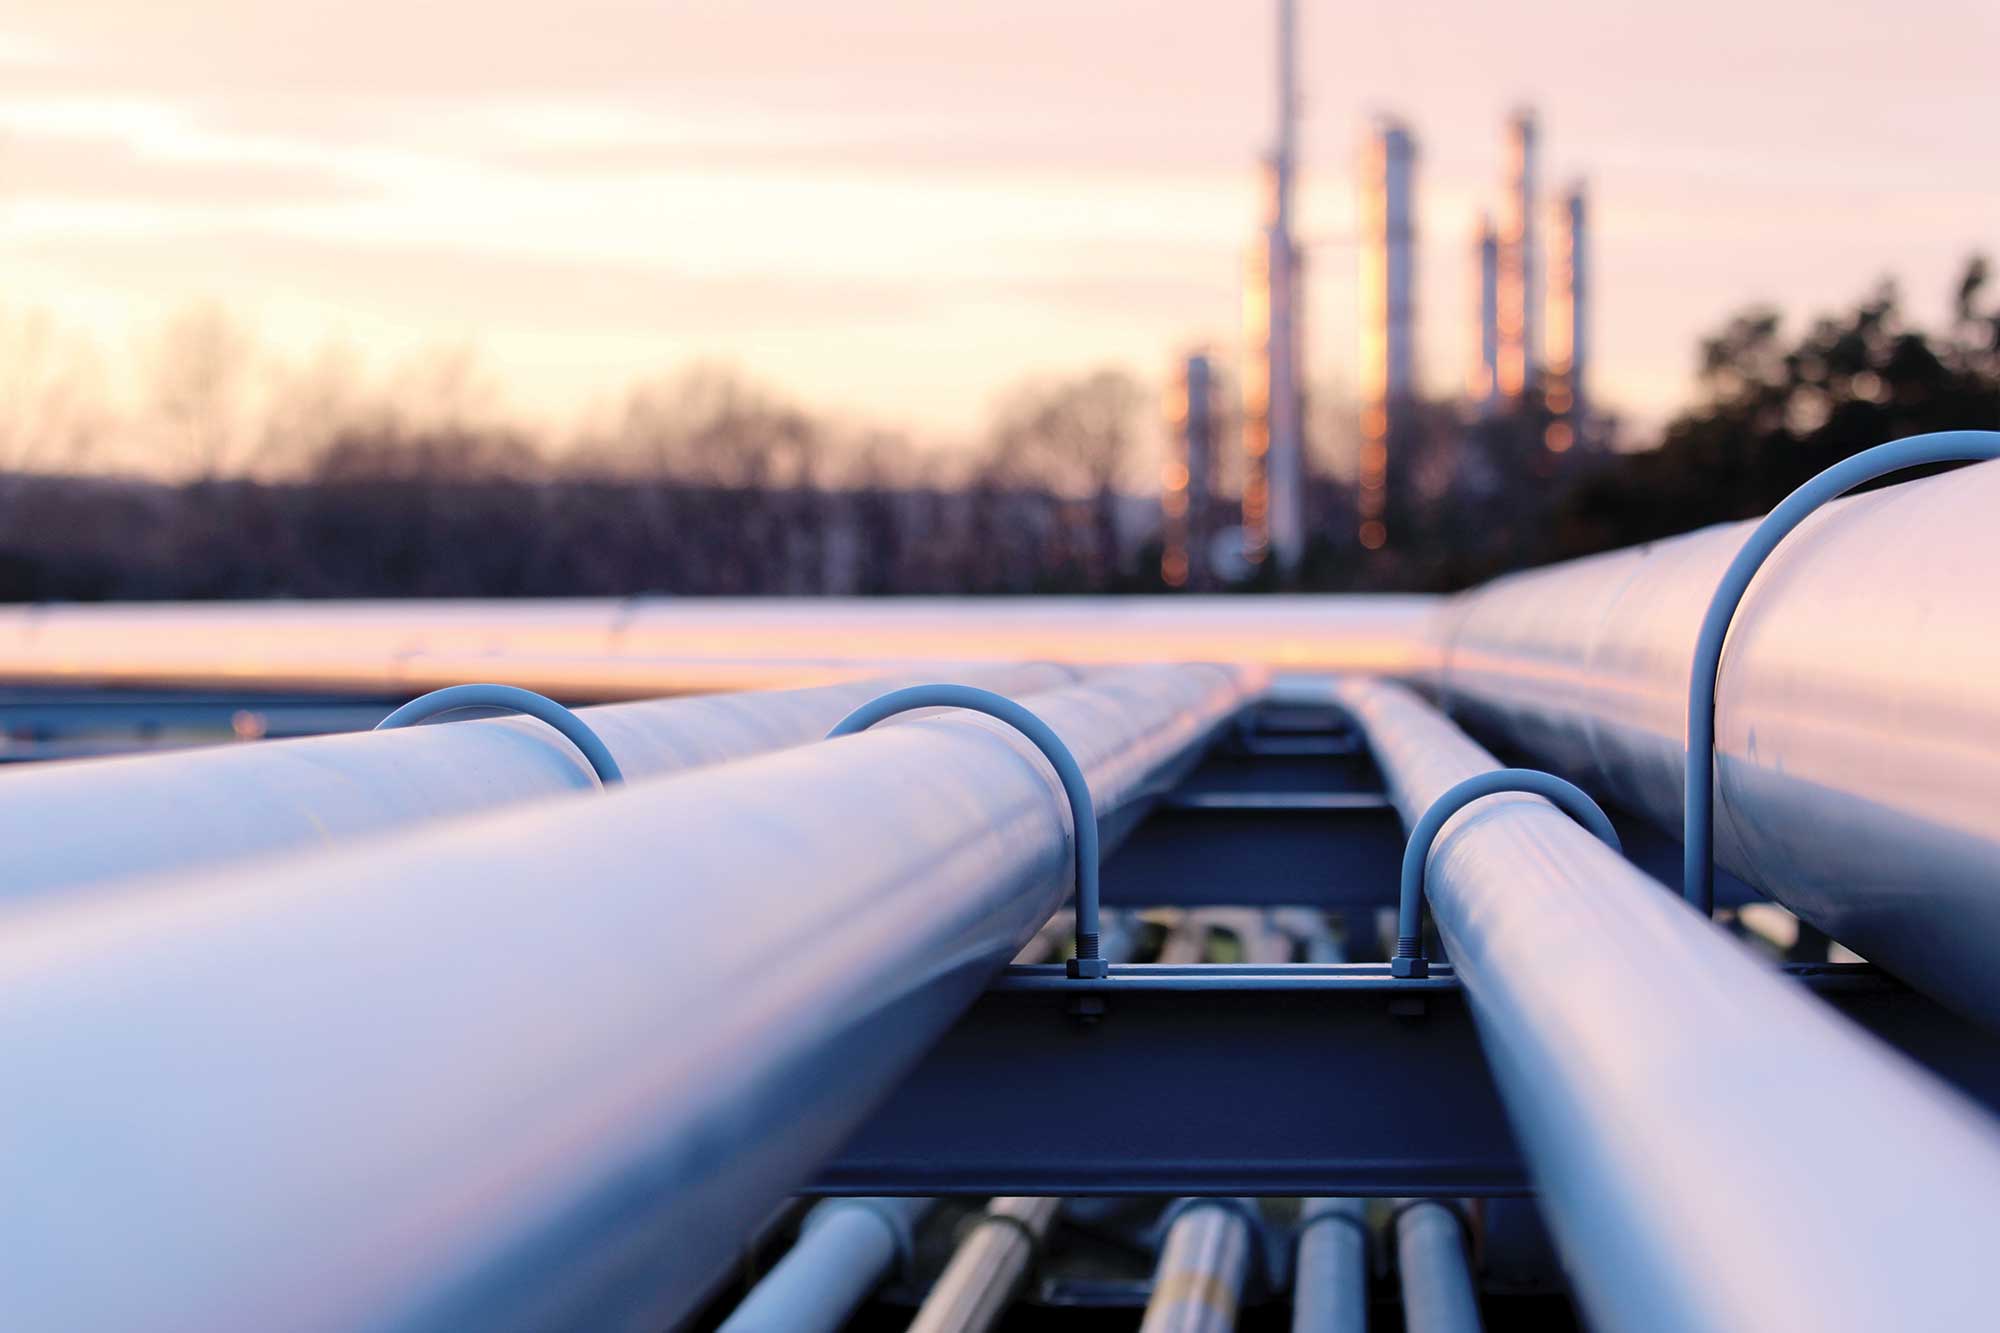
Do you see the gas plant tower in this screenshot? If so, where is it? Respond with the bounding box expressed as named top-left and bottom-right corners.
top-left (1242, 0), bottom-right (1306, 580)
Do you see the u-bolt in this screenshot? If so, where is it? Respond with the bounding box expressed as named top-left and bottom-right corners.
top-left (375, 683), bottom-right (624, 787)
top-left (826, 683), bottom-right (1105, 979)
top-left (1684, 430), bottom-right (2000, 915)
top-left (1392, 768), bottom-right (1620, 978)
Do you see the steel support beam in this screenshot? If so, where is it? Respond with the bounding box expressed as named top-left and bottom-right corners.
top-left (815, 964), bottom-right (1518, 1197)
top-left (0, 663), bottom-right (1260, 1333)
top-left (1337, 677), bottom-right (2000, 1332)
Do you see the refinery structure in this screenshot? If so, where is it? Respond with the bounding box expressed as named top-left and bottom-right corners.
top-left (1166, 4), bottom-right (1596, 583)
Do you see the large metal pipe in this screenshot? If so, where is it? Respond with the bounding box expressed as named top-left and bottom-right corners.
top-left (0, 664), bottom-right (1077, 905)
top-left (1393, 1202), bottom-right (1480, 1333)
top-left (1432, 461), bottom-right (2000, 1023)
top-left (717, 1197), bottom-right (932, 1333)
top-left (1291, 1198), bottom-right (1367, 1333)
top-left (1334, 677), bottom-right (2000, 1332)
top-left (0, 596), bottom-right (1435, 695)
top-left (0, 662), bottom-right (1262, 1333)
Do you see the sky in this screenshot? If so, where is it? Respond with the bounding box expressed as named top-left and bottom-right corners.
top-left (1, 0), bottom-right (1996, 454)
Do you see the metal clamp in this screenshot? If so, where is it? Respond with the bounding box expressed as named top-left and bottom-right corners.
top-left (1683, 430), bottom-right (2000, 914)
top-left (826, 683), bottom-right (1105, 978)
top-left (1392, 768), bottom-right (1620, 978)
top-left (375, 683), bottom-right (624, 787)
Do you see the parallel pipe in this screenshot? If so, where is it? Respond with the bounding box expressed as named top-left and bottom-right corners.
top-left (0, 663), bottom-right (1077, 906)
top-left (717, 1197), bottom-right (932, 1333)
top-left (1139, 1200), bottom-right (1263, 1333)
top-left (1291, 1198), bottom-right (1368, 1333)
top-left (0, 662), bottom-right (1262, 1333)
top-left (1393, 1203), bottom-right (1481, 1333)
top-left (1139, 916), bottom-right (1287, 1333)
top-left (1432, 459), bottom-right (2000, 1023)
top-left (1290, 912), bottom-right (1366, 1331)
top-left (1334, 677), bottom-right (2000, 1332)
top-left (905, 1196), bottom-right (1061, 1333)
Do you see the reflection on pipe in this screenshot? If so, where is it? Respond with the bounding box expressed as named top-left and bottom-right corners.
top-left (1394, 1202), bottom-right (1482, 1333)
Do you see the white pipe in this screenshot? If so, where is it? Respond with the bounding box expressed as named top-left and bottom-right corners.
top-left (1434, 461), bottom-right (2000, 1023)
top-left (0, 663), bottom-right (1264, 1333)
top-left (0, 664), bottom-right (1080, 905)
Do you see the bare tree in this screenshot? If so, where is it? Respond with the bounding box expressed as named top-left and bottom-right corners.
top-left (148, 303), bottom-right (255, 480)
top-left (982, 368), bottom-right (1146, 584)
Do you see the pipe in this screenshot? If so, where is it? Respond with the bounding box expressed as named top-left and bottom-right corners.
top-left (1140, 1200), bottom-right (1263, 1333)
top-left (1393, 1203), bottom-right (1480, 1333)
top-left (905, 1196), bottom-right (1060, 1333)
top-left (0, 662), bottom-right (1263, 1333)
top-left (0, 596), bottom-right (1437, 695)
top-left (1679, 432), bottom-right (2000, 913)
top-left (1334, 677), bottom-right (2000, 1331)
top-left (717, 1197), bottom-right (931, 1333)
top-left (0, 663), bottom-right (1077, 906)
top-left (1291, 1199), bottom-right (1368, 1333)
top-left (1432, 459), bottom-right (2000, 1023)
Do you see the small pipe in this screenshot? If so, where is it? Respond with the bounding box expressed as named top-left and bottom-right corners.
top-left (827, 683), bottom-right (1106, 977)
top-left (1683, 429), bottom-right (2000, 913)
top-left (1292, 1198), bottom-right (1368, 1332)
top-left (718, 1197), bottom-right (931, 1333)
top-left (1140, 1199), bottom-right (1262, 1333)
top-left (1394, 1202), bottom-right (1482, 1333)
top-left (1392, 769), bottom-right (1619, 978)
top-left (374, 682), bottom-right (624, 785)
top-left (905, 1197), bottom-right (1060, 1333)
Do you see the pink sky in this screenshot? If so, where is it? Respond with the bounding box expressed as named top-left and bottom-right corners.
top-left (1, 0), bottom-right (1995, 454)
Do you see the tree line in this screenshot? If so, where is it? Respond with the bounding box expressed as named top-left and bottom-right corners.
top-left (0, 260), bottom-right (1994, 600)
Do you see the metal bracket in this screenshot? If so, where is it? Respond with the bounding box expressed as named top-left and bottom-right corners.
top-left (1684, 430), bottom-right (2000, 914)
top-left (827, 683), bottom-right (1106, 978)
top-left (374, 683), bottom-right (624, 787)
top-left (1392, 768), bottom-right (1620, 978)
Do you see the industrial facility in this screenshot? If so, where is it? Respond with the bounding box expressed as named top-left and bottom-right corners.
top-left (1173, 0), bottom-right (1601, 578)
top-left (1, 432), bottom-right (1997, 1329)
